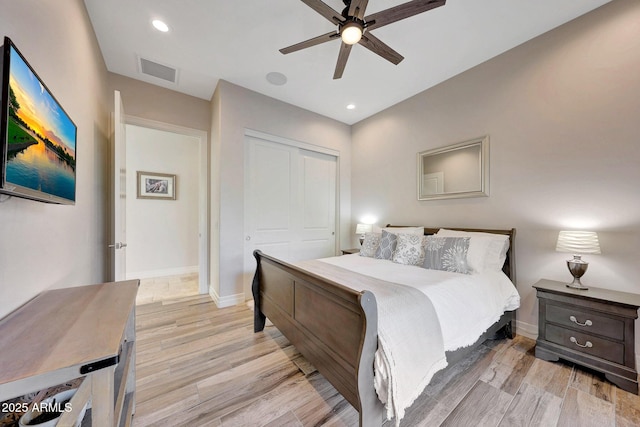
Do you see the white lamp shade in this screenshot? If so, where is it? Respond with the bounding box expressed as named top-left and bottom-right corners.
top-left (355, 223), bottom-right (373, 234)
top-left (556, 231), bottom-right (601, 254)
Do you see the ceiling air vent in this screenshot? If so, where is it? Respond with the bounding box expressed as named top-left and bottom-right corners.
top-left (138, 57), bottom-right (178, 83)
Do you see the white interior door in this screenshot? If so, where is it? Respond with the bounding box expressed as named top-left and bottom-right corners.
top-left (422, 171), bottom-right (444, 194)
top-left (245, 138), bottom-right (297, 262)
top-left (298, 149), bottom-right (336, 260)
top-left (111, 90), bottom-right (127, 281)
top-left (244, 136), bottom-right (337, 297)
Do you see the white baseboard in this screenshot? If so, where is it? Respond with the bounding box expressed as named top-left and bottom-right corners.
top-left (126, 265), bottom-right (198, 280)
top-left (516, 320), bottom-right (538, 340)
top-left (209, 287), bottom-right (244, 308)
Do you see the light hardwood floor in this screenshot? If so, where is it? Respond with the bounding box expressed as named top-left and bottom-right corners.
top-left (135, 273), bottom-right (200, 305)
top-left (133, 295), bottom-right (640, 426)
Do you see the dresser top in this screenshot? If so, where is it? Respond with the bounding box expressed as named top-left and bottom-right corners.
top-left (534, 279), bottom-right (640, 308)
top-left (0, 280), bottom-right (139, 386)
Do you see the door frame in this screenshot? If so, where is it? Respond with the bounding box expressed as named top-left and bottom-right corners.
top-left (111, 90), bottom-right (127, 282)
top-left (126, 115), bottom-right (210, 295)
top-left (243, 129), bottom-right (340, 298)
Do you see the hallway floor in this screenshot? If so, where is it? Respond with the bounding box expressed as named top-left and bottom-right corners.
top-left (135, 273), bottom-right (199, 305)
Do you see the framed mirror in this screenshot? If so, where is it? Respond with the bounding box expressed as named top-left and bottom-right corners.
top-left (417, 136), bottom-right (489, 200)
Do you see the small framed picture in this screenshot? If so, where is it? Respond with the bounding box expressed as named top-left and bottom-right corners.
top-left (137, 171), bottom-right (176, 200)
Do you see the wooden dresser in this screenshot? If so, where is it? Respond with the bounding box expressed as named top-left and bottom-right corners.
top-left (0, 280), bottom-right (139, 426)
top-left (534, 279), bottom-right (640, 394)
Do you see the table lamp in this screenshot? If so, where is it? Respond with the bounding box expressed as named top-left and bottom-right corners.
top-left (555, 230), bottom-right (601, 290)
top-left (355, 223), bottom-right (373, 245)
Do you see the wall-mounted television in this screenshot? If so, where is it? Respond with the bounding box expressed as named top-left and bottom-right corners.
top-left (0, 36), bottom-right (77, 204)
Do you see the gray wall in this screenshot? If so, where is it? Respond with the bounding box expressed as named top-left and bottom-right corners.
top-left (210, 80), bottom-right (352, 305)
top-left (3, 0), bottom-right (636, 349)
top-left (351, 0), bottom-right (640, 337)
top-left (125, 125), bottom-right (200, 278)
top-left (108, 72), bottom-right (211, 133)
top-left (0, 0), bottom-right (111, 319)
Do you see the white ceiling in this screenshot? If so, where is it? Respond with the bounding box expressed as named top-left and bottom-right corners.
top-left (84, 0), bottom-right (611, 125)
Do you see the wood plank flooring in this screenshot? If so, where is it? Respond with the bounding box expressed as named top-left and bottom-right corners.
top-left (135, 273), bottom-right (199, 305)
top-left (133, 295), bottom-right (640, 426)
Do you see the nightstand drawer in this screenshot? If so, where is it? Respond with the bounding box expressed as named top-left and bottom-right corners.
top-left (546, 323), bottom-right (625, 365)
top-left (546, 303), bottom-right (624, 341)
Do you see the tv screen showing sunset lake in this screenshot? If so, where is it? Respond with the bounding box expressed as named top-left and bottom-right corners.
top-left (4, 43), bottom-right (77, 202)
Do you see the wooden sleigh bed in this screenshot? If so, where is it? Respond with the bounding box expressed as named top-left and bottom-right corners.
top-left (252, 226), bottom-right (517, 426)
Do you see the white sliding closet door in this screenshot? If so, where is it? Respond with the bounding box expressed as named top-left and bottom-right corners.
top-left (244, 135), bottom-right (337, 297)
top-left (246, 138), bottom-right (297, 262)
top-left (298, 149), bottom-right (337, 260)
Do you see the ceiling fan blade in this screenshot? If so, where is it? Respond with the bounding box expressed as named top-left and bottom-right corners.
top-left (280, 31), bottom-right (340, 55)
top-left (358, 32), bottom-right (404, 65)
top-left (300, 0), bottom-right (344, 25)
top-left (365, 0), bottom-right (446, 31)
top-left (348, 0), bottom-right (370, 20)
top-left (333, 43), bottom-right (353, 79)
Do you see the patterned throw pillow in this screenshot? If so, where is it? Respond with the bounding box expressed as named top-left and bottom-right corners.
top-left (374, 230), bottom-right (398, 260)
top-left (422, 236), bottom-right (471, 274)
top-left (392, 233), bottom-right (427, 266)
top-left (436, 229), bottom-right (509, 272)
top-left (359, 232), bottom-right (381, 257)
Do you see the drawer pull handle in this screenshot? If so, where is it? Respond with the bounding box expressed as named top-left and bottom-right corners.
top-left (570, 336), bottom-right (593, 348)
top-left (569, 316), bottom-right (593, 327)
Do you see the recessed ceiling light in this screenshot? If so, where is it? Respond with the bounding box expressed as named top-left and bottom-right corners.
top-left (346, 104), bottom-right (356, 110)
top-left (152, 19), bottom-right (169, 32)
top-left (266, 72), bottom-right (287, 86)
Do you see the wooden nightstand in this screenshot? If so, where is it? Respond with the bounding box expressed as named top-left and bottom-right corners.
top-left (341, 248), bottom-right (360, 255)
top-left (534, 278), bottom-right (640, 394)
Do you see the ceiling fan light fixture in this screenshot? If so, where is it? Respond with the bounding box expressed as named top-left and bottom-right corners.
top-left (279, 0), bottom-right (447, 79)
top-left (341, 21), bottom-right (363, 45)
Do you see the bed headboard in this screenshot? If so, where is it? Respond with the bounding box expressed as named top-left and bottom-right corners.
top-left (385, 225), bottom-right (517, 284)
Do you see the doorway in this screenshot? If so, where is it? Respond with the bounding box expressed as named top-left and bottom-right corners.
top-left (124, 117), bottom-right (209, 303)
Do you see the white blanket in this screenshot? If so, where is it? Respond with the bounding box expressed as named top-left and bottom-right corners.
top-left (320, 254), bottom-right (520, 351)
top-left (295, 259), bottom-right (448, 424)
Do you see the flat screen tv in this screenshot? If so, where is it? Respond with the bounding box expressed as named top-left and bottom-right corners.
top-left (0, 36), bottom-right (77, 204)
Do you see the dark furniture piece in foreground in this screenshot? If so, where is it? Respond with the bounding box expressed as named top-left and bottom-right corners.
top-left (534, 278), bottom-right (640, 394)
top-left (341, 248), bottom-right (360, 255)
top-left (252, 227), bottom-right (517, 426)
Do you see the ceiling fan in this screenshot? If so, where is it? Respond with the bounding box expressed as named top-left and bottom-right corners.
top-left (280, 0), bottom-right (446, 79)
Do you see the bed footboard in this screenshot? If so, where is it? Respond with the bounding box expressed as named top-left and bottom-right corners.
top-left (252, 250), bottom-right (384, 426)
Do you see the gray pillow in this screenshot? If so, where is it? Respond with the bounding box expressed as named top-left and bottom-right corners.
top-left (375, 229), bottom-right (398, 260)
top-left (359, 232), bottom-right (381, 257)
top-left (422, 236), bottom-right (471, 274)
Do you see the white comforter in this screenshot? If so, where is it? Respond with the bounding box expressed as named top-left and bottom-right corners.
top-left (320, 254), bottom-right (520, 351)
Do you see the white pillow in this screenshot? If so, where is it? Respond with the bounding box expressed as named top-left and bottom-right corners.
top-left (392, 233), bottom-right (427, 266)
top-left (435, 229), bottom-right (509, 273)
top-left (380, 226), bottom-right (425, 236)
